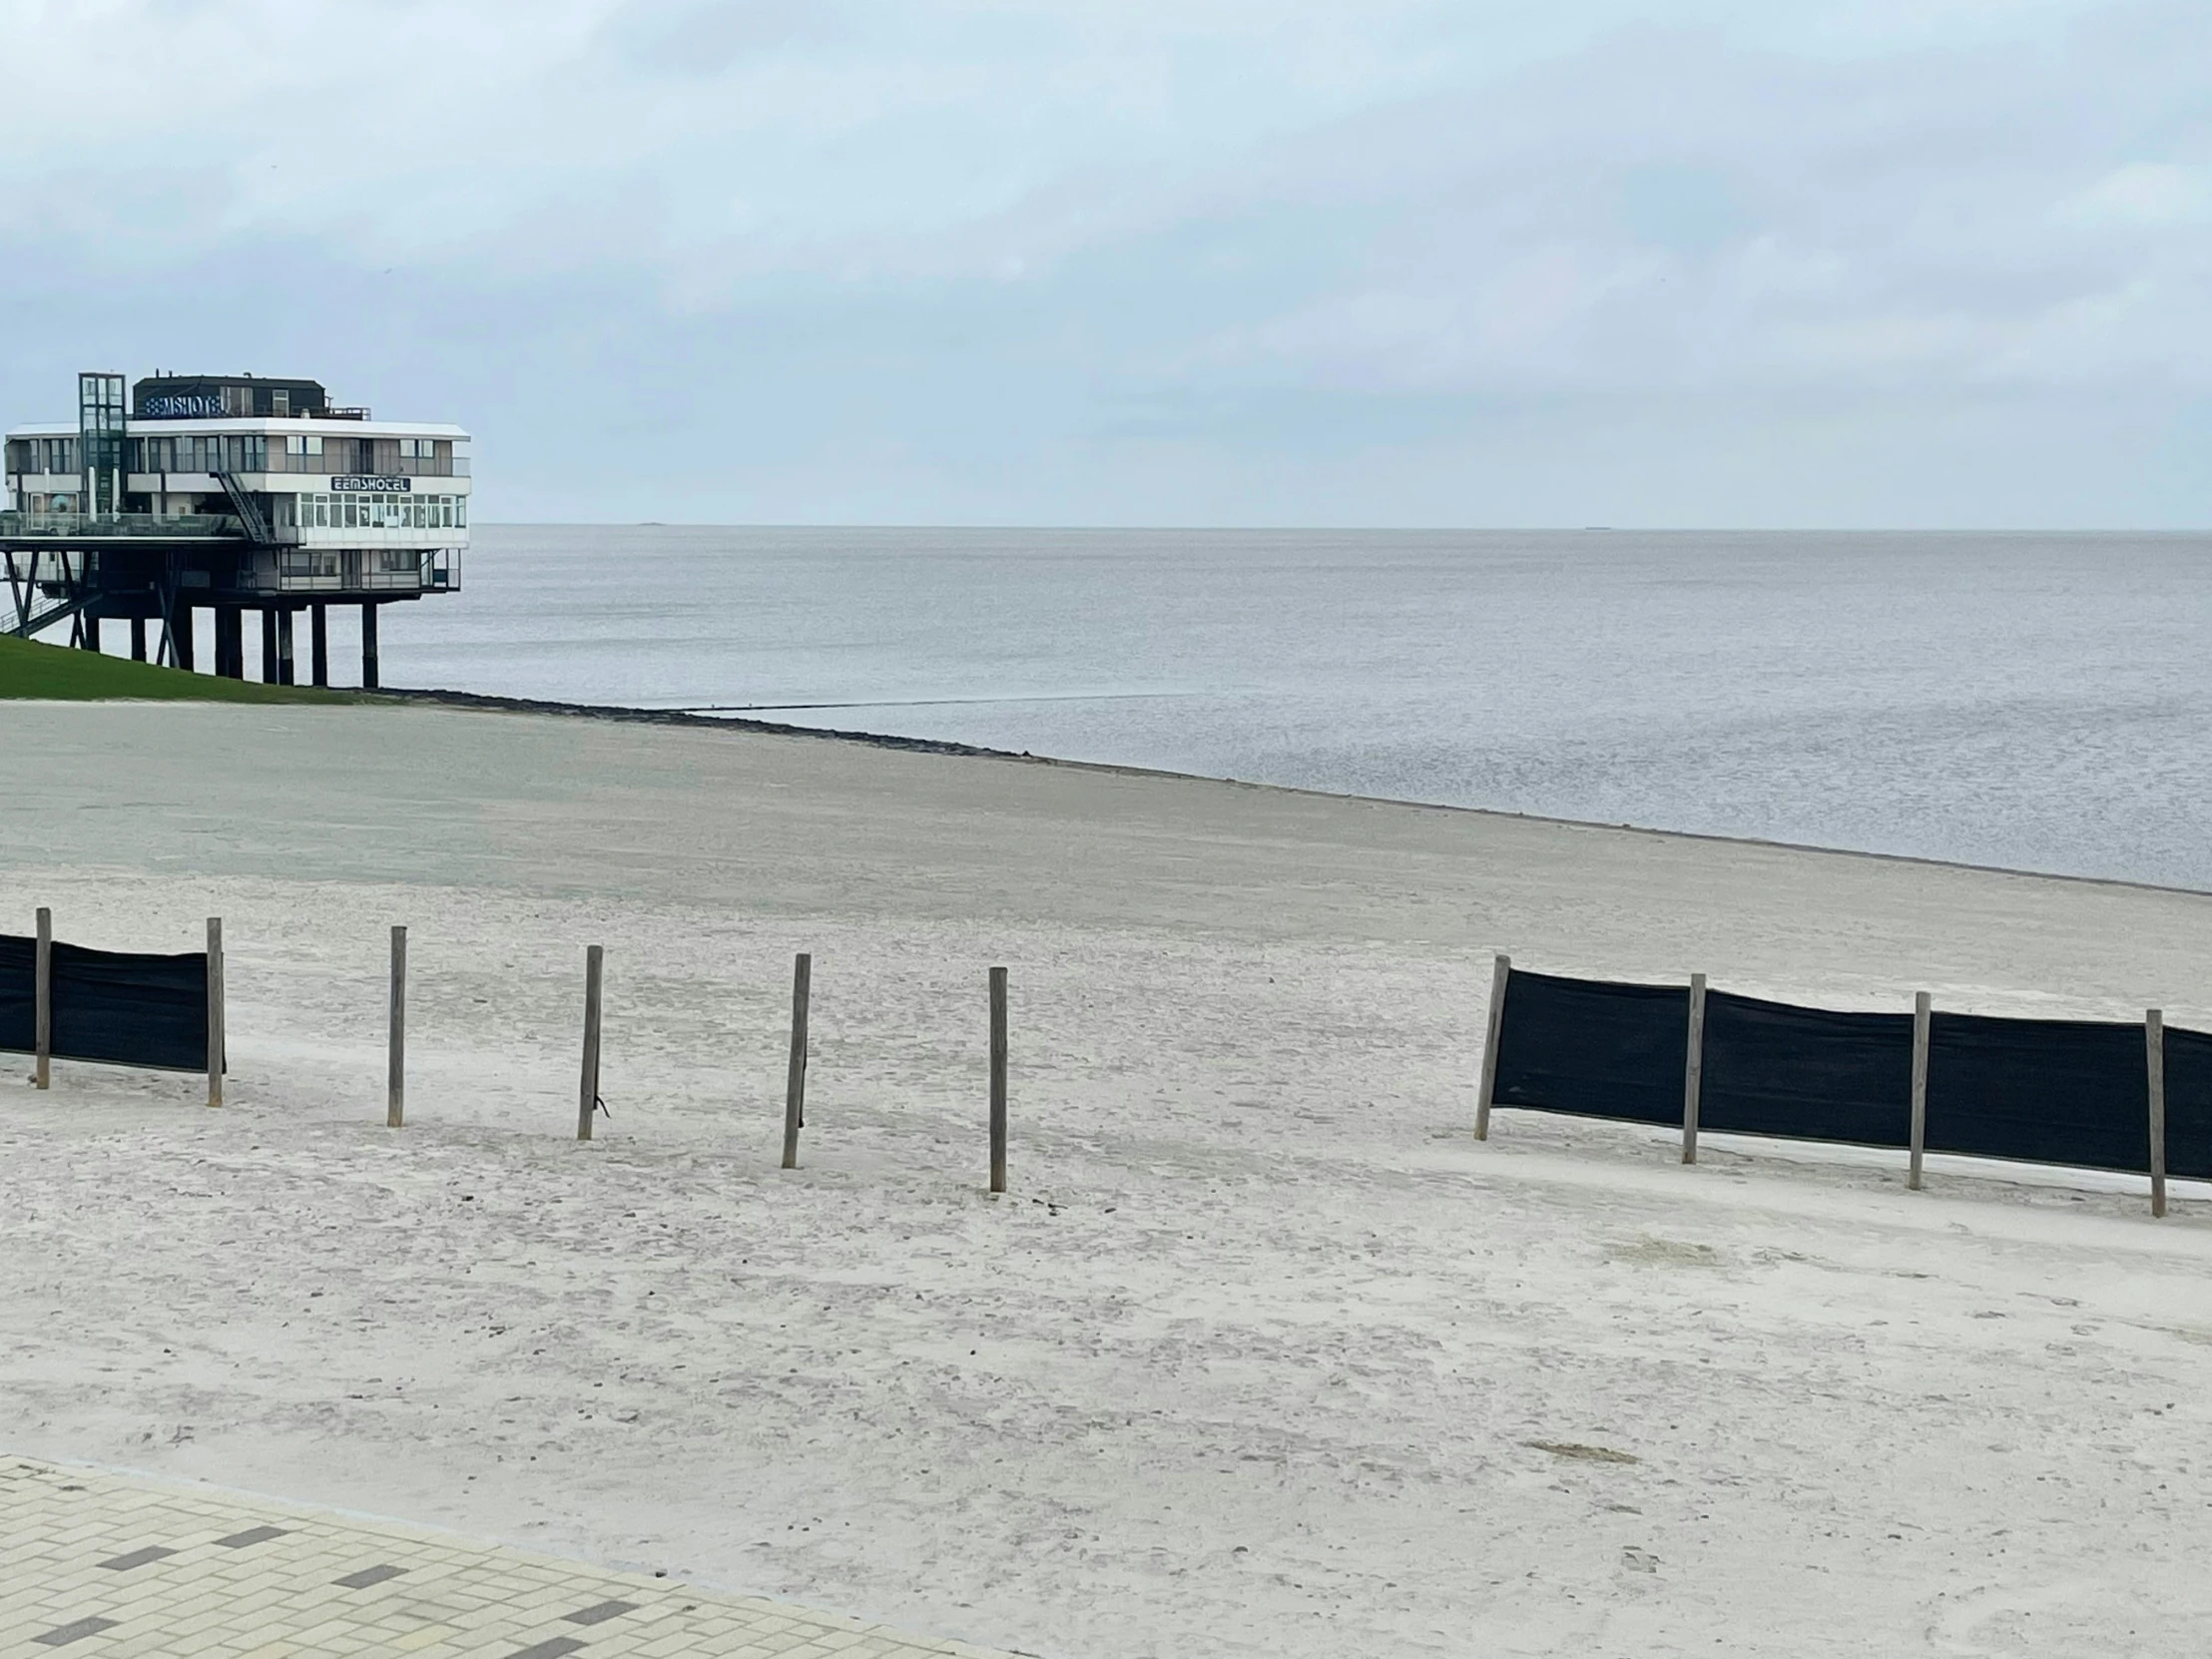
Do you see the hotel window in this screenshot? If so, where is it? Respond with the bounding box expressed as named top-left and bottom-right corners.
top-left (284, 433), bottom-right (324, 457)
top-left (272, 389), bottom-right (290, 416)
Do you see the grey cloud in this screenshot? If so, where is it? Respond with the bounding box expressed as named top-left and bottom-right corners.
top-left (1, 0), bottom-right (2208, 527)
top-left (604, 0), bottom-right (856, 73)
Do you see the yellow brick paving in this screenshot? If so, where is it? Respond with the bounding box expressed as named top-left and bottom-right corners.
top-left (0, 1457), bottom-right (1019, 1659)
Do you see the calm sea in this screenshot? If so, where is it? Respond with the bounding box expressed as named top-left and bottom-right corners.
top-left (372, 525), bottom-right (2212, 890)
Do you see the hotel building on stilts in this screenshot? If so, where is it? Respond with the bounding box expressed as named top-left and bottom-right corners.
top-left (2, 371), bottom-right (467, 687)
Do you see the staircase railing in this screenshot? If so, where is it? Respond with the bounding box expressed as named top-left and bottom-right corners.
top-left (212, 473), bottom-right (274, 544)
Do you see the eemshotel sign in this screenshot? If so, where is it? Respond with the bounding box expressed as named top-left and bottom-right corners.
top-left (329, 474), bottom-right (412, 492)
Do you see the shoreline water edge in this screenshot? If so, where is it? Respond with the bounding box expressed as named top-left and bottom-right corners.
top-left (379, 683), bottom-right (2212, 904)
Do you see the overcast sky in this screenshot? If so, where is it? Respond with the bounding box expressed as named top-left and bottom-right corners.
top-left (3, 0), bottom-right (2206, 526)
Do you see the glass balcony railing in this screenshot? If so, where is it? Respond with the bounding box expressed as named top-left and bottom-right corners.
top-left (0, 510), bottom-right (245, 539)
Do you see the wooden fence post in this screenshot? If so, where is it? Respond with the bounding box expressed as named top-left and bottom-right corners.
top-left (1909, 991), bottom-right (1930, 1191)
top-left (387, 925), bottom-right (406, 1128)
top-left (1475, 953), bottom-right (1510, 1141)
top-left (1682, 972), bottom-right (1707, 1165)
top-left (577, 945), bottom-right (603, 1142)
top-left (989, 965), bottom-right (1008, 1194)
top-left (206, 917), bottom-right (224, 1109)
top-left (33, 907), bottom-right (51, 1090)
top-left (2147, 1008), bottom-right (2167, 1220)
top-left (782, 952), bottom-right (811, 1169)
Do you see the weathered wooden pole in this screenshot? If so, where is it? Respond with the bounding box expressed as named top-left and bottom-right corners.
top-left (577, 945), bottom-right (604, 1141)
top-left (205, 917), bottom-right (225, 1109)
top-left (989, 965), bottom-right (1009, 1194)
top-left (782, 952), bottom-right (811, 1169)
top-left (1909, 991), bottom-right (1931, 1191)
top-left (1681, 972), bottom-right (1707, 1165)
top-left (1474, 952), bottom-right (1510, 1141)
top-left (2147, 1007), bottom-right (2168, 1219)
top-left (33, 906), bottom-right (51, 1090)
top-left (387, 925), bottom-right (407, 1128)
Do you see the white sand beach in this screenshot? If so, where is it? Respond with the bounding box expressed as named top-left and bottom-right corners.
top-left (6, 702), bottom-right (2212, 1657)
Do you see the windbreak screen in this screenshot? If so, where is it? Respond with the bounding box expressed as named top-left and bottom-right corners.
top-left (47, 942), bottom-right (208, 1072)
top-left (1926, 1011), bottom-right (2147, 1174)
top-left (1492, 969), bottom-right (1688, 1125)
top-left (2159, 1026), bottom-right (2212, 1181)
top-left (0, 934), bottom-right (31, 1054)
top-left (1699, 991), bottom-right (1913, 1148)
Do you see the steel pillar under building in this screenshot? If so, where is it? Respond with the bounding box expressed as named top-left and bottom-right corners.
top-left (215, 608), bottom-right (244, 679)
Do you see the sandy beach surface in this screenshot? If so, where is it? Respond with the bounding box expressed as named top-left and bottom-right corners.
top-left (6, 702), bottom-right (2212, 1658)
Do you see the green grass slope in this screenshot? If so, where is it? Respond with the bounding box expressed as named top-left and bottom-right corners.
top-left (0, 634), bottom-right (355, 703)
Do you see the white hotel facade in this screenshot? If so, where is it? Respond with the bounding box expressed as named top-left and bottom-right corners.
top-left (1, 372), bottom-right (469, 685)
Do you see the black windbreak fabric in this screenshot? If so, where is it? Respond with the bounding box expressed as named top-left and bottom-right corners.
top-left (0, 934), bottom-right (32, 1055)
top-left (1925, 1011), bottom-right (2148, 1174)
top-left (1492, 969), bottom-right (1688, 1125)
top-left (1494, 966), bottom-right (2212, 1180)
top-left (2164, 1026), bottom-right (2212, 1181)
top-left (1699, 990), bottom-right (1913, 1148)
top-left (47, 942), bottom-right (208, 1072)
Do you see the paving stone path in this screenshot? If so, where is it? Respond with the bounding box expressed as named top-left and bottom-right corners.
top-left (0, 1456), bottom-right (1016, 1658)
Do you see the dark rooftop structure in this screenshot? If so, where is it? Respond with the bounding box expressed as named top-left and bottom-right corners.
top-left (133, 374), bottom-right (338, 421)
